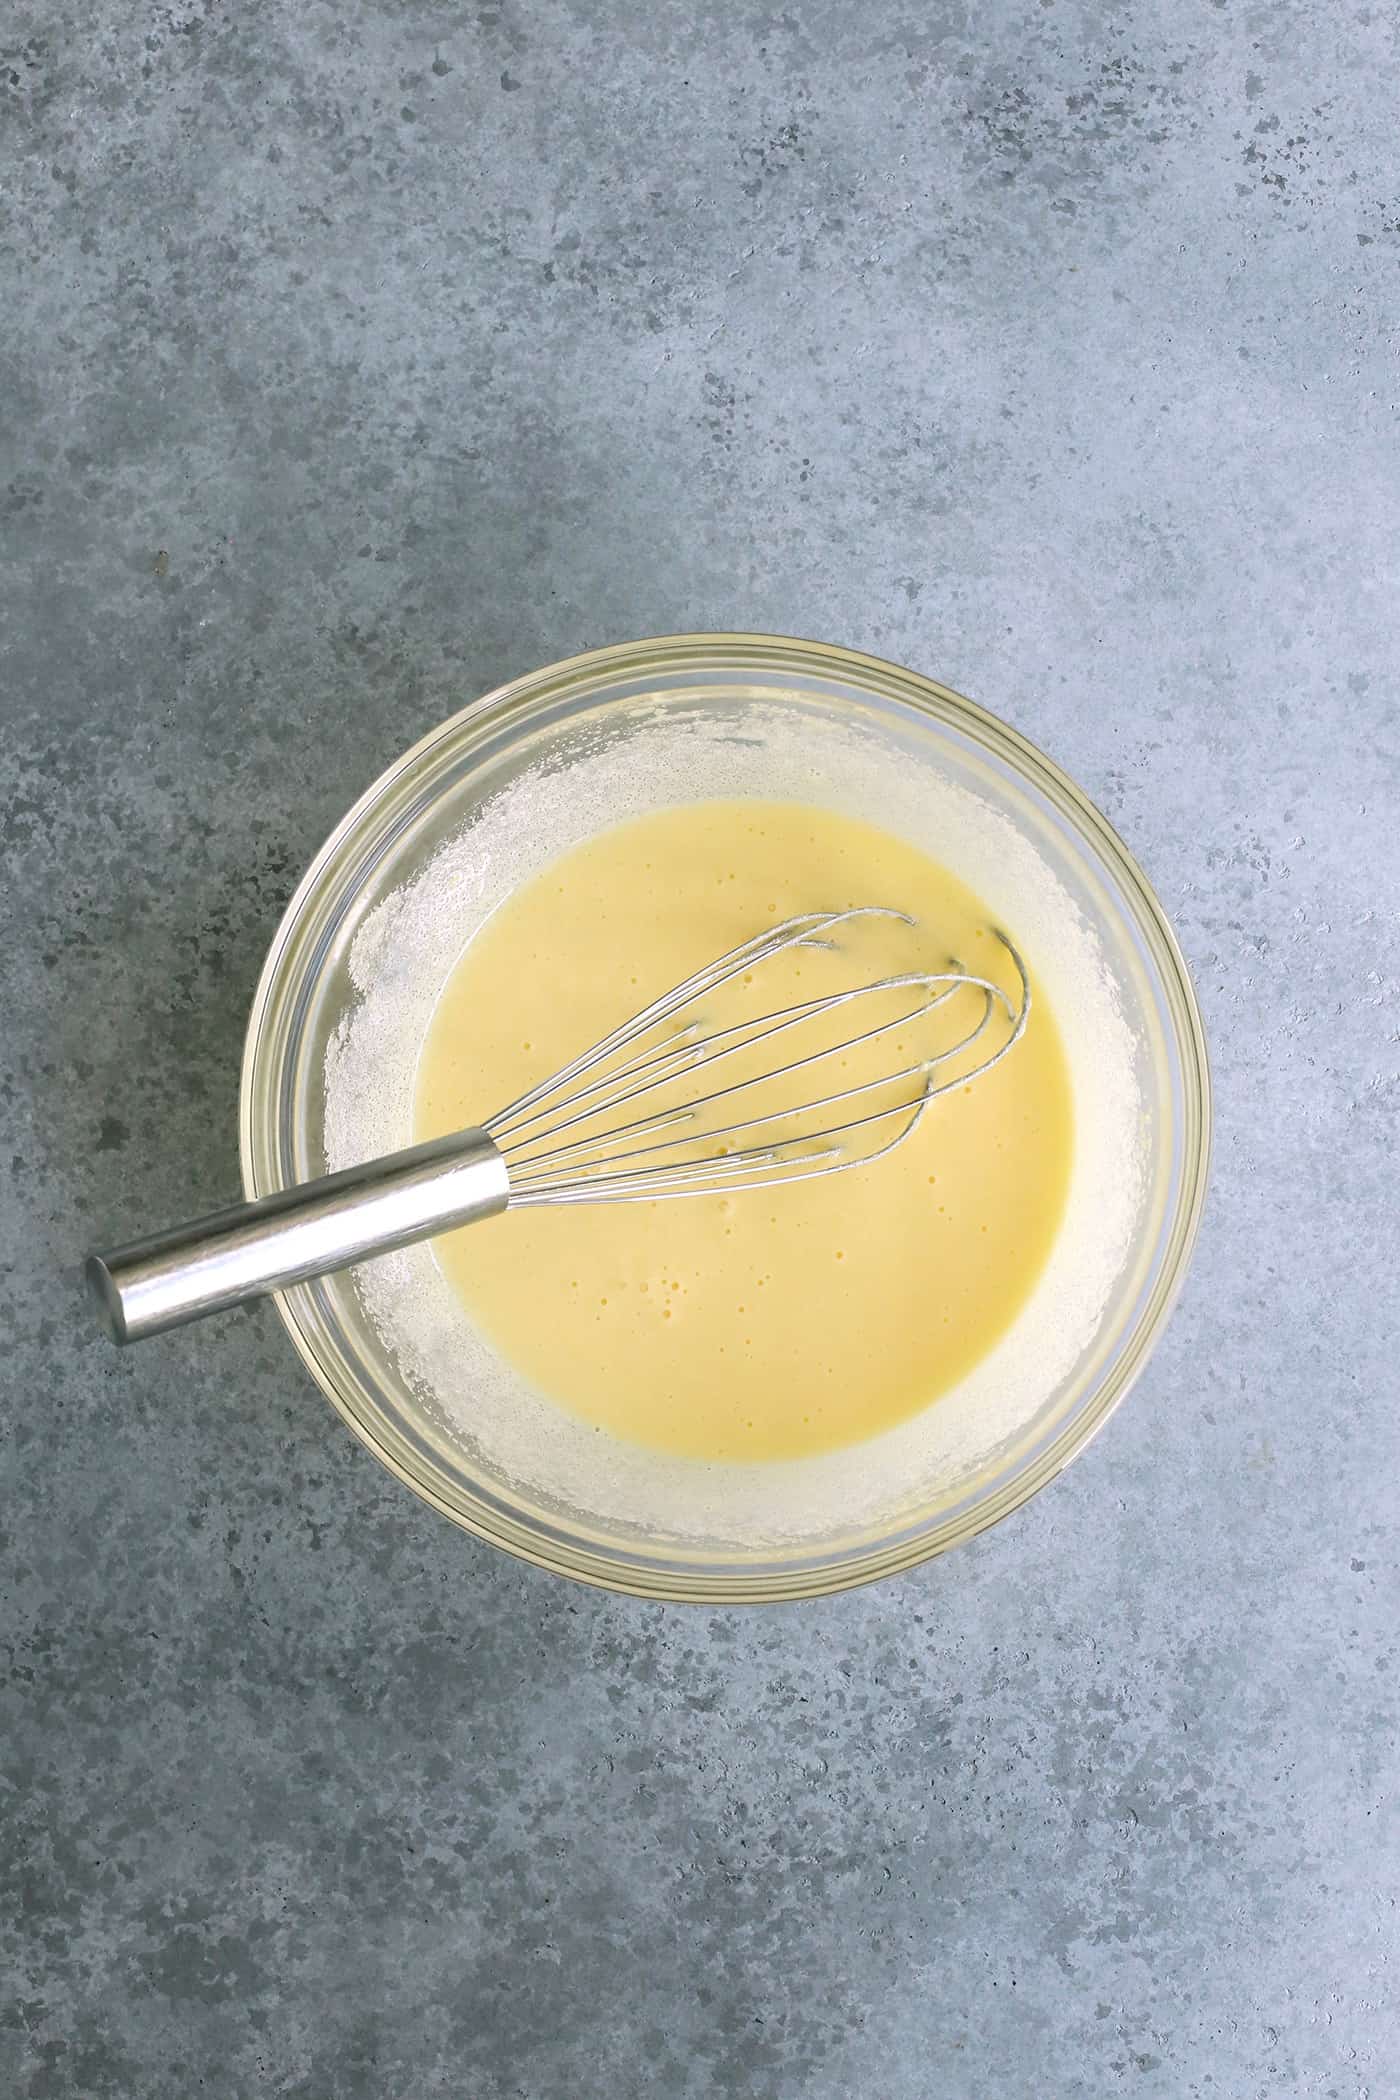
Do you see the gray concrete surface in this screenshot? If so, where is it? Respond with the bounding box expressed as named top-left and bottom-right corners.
top-left (4, 2), bottom-right (1398, 2094)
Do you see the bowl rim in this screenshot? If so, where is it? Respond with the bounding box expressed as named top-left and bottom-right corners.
top-left (240, 631), bottom-right (1213, 1601)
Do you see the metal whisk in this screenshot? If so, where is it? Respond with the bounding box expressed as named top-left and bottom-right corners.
top-left (87, 908), bottom-right (1028, 1343)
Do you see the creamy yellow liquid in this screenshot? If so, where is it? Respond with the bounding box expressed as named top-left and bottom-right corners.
top-left (415, 800), bottom-right (1073, 1463)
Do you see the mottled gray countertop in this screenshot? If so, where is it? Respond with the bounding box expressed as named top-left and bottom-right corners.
top-left (3, 3), bottom-right (1397, 2096)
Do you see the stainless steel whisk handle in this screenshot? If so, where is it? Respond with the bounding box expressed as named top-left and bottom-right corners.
top-left (86, 1128), bottom-right (509, 1345)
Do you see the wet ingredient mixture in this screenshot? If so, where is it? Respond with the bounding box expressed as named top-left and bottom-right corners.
top-left (415, 799), bottom-right (1073, 1463)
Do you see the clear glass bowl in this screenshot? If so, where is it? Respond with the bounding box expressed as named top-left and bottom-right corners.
top-left (241, 634), bottom-right (1210, 1600)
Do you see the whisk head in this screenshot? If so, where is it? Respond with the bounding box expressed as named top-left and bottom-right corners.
top-left (483, 908), bottom-right (1029, 1208)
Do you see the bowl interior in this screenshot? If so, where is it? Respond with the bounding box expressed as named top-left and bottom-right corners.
top-left (242, 637), bottom-right (1208, 1600)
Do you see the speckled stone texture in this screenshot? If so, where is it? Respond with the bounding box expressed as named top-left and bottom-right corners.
top-left (3, 1), bottom-right (1397, 2094)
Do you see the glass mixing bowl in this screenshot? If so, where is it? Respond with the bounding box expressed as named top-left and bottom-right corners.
top-left (241, 634), bottom-right (1210, 1600)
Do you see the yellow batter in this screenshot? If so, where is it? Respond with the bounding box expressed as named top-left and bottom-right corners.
top-left (415, 800), bottom-right (1073, 1463)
